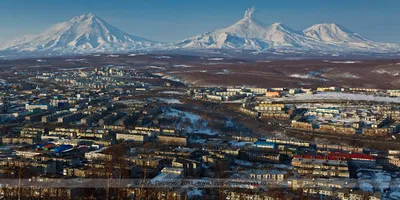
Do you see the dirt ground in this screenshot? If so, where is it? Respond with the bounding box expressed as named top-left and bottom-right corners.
top-left (2, 54), bottom-right (400, 89)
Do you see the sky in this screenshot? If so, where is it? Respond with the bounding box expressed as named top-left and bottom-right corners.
top-left (0, 0), bottom-right (399, 46)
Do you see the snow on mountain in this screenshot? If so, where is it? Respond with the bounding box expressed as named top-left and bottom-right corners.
top-left (174, 7), bottom-right (270, 50)
top-left (173, 7), bottom-right (334, 52)
top-left (304, 23), bottom-right (365, 43)
top-left (175, 8), bottom-right (399, 53)
top-left (303, 23), bottom-right (399, 52)
top-left (1, 8), bottom-right (398, 57)
top-left (2, 13), bottom-right (160, 54)
top-left (220, 7), bottom-right (268, 39)
top-left (261, 22), bottom-right (330, 51)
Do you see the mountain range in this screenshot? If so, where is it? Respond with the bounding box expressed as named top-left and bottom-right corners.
top-left (173, 7), bottom-right (398, 53)
top-left (1, 7), bottom-right (399, 57)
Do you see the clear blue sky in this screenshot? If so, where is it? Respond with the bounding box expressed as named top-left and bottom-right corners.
top-left (0, 0), bottom-right (399, 45)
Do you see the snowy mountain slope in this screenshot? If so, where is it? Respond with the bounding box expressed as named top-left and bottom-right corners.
top-left (220, 7), bottom-right (268, 39)
top-left (1, 8), bottom-right (398, 57)
top-left (303, 23), bottom-right (398, 52)
top-left (261, 22), bottom-right (330, 51)
top-left (175, 8), bottom-right (399, 53)
top-left (304, 23), bottom-right (366, 43)
top-left (175, 32), bottom-right (270, 50)
top-left (173, 8), bottom-right (338, 52)
top-left (2, 13), bottom-right (160, 53)
top-left (173, 7), bottom-right (271, 50)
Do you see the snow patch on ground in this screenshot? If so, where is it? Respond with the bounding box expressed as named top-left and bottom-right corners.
top-left (189, 138), bottom-right (206, 144)
top-left (128, 53), bottom-right (146, 56)
top-left (107, 54), bottom-right (119, 57)
top-left (234, 159), bottom-right (253, 167)
top-left (325, 60), bottom-right (360, 64)
top-left (158, 91), bottom-right (185, 95)
top-left (340, 72), bottom-right (360, 79)
top-left (357, 170), bottom-right (391, 192)
top-left (162, 107), bottom-right (217, 135)
top-left (322, 72), bottom-right (359, 79)
top-left (144, 66), bottom-right (166, 70)
top-left (277, 92), bottom-right (400, 103)
top-left (289, 71), bottom-right (328, 81)
top-left (215, 69), bottom-right (231, 75)
top-left (390, 191), bottom-right (400, 200)
top-left (0, 79), bottom-right (8, 86)
top-left (203, 62), bottom-right (234, 65)
top-left (187, 188), bottom-right (203, 197)
top-left (229, 141), bottom-right (254, 148)
top-left (225, 117), bottom-right (234, 128)
top-left (374, 69), bottom-right (399, 76)
top-left (290, 74), bottom-right (312, 79)
top-left (207, 57), bottom-right (224, 61)
top-left (161, 75), bottom-right (187, 85)
top-left (173, 64), bottom-right (193, 68)
top-left (65, 58), bottom-right (87, 62)
top-left (158, 98), bottom-right (182, 104)
top-left (153, 55), bottom-right (171, 59)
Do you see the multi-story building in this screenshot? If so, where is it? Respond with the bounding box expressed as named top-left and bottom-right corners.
top-left (249, 169), bottom-right (287, 181)
top-left (42, 111), bottom-right (70, 123)
top-left (158, 135), bottom-right (187, 146)
top-left (292, 155), bottom-right (350, 178)
top-left (58, 112), bottom-right (83, 123)
top-left (116, 133), bottom-right (148, 143)
top-left (172, 157), bottom-right (201, 177)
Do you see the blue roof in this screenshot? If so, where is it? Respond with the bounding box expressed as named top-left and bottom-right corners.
top-left (255, 141), bottom-right (276, 146)
top-left (54, 145), bottom-right (73, 153)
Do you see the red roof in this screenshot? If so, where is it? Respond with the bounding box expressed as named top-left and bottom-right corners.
top-left (43, 143), bottom-right (55, 148)
top-left (294, 155), bottom-right (327, 160)
top-left (302, 155), bottom-right (313, 159)
top-left (326, 156), bottom-right (341, 161)
top-left (293, 155), bottom-right (302, 158)
top-left (327, 152), bottom-right (349, 159)
top-left (327, 152), bottom-right (374, 160)
top-left (348, 153), bottom-right (375, 160)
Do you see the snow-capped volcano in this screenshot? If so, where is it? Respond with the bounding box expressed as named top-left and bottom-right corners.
top-left (175, 8), bottom-right (399, 53)
top-left (174, 7), bottom-right (270, 50)
top-left (304, 23), bottom-right (365, 43)
top-left (303, 23), bottom-right (398, 52)
top-left (173, 8), bottom-right (334, 51)
top-left (2, 13), bottom-right (159, 53)
top-left (0, 8), bottom-right (398, 58)
top-left (262, 22), bottom-right (327, 50)
top-left (221, 7), bottom-right (267, 39)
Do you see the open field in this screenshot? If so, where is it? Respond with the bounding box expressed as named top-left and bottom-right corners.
top-left (1, 54), bottom-right (400, 89)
